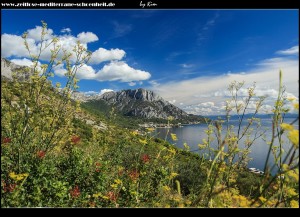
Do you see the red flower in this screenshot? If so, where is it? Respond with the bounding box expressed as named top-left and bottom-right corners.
top-left (70, 185), bottom-right (80, 198)
top-left (129, 170), bottom-right (139, 181)
top-left (141, 154), bottom-right (150, 163)
top-left (2, 137), bottom-right (11, 144)
top-left (3, 182), bottom-right (16, 193)
top-left (106, 191), bottom-right (117, 202)
top-left (37, 150), bottom-right (46, 159)
top-left (95, 162), bottom-right (101, 172)
top-left (71, 135), bottom-right (81, 144)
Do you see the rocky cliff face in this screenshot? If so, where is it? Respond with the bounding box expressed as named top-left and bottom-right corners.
top-left (71, 91), bottom-right (101, 102)
top-left (1, 58), bottom-right (33, 81)
top-left (96, 88), bottom-right (189, 120)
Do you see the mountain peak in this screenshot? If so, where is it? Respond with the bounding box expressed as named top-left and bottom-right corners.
top-left (92, 88), bottom-right (199, 120)
top-left (117, 88), bottom-right (162, 102)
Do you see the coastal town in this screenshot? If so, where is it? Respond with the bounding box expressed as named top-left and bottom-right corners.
top-left (138, 121), bottom-right (203, 129)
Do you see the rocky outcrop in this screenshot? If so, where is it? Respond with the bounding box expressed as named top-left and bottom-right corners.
top-left (71, 91), bottom-right (101, 102)
top-left (1, 58), bottom-right (33, 81)
top-left (95, 88), bottom-right (191, 120)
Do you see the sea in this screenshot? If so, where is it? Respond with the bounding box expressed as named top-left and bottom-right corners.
top-left (153, 114), bottom-right (299, 174)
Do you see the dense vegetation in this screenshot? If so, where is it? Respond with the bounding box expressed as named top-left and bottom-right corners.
top-left (1, 22), bottom-right (299, 208)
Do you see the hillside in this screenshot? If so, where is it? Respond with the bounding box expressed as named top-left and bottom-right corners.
top-left (1, 57), bottom-right (298, 208)
top-left (81, 89), bottom-right (207, 125)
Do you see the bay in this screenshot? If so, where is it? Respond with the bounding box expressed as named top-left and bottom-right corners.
top-left (153, 115), bottom-right (299, 174)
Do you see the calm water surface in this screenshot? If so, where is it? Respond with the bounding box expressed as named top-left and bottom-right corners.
top-left (153, 117), bottom-right (299, 173)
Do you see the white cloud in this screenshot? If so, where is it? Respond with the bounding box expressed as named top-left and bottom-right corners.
top-left (10, 58), bottom-right (35, 67)
top-left (77, 32), bottom-right (98, 44)
top-left (54, 61), bottom-right (151, 83)
top-left (128, 82), bottom-right (136, 86)
top-left (54, 63), bottom-right (96, 79)
top-left (169, 99), bottom-right (176, 104)
top-left (200, 102), bottom-right (215, 107)
top-left (75, 64), bottom-right (96, 79)
top-left (2, 25), bottom-right (151, 84)
top-left (100, 89), bottom-right (114, 95)
top-left (10, 58), bottom-right (43, 73)
top-left (61, 28), bottom-right (71, 34)
top-left (276, 45), bottom-right (299, 55)
top-left (150, 56), bottom-right (299, 115)
top-left (95, 61), bottom-right (151, 82)
top-left (83, 91), bottom-right (99, 96)
top-left (53, 64), bottom-right (67, 77)
top-left (27, 26), bottom-right (54, 42)
top-left (90, 48), bottom-right (126, 64)
top-left (148, 80), bottom-right (160, 87)
top-left (180, 63), bottom-right (194, 68)
top-left (1, 34), bottom-right (37, 58)
top-left (81, 89), bottom-right (114, 96)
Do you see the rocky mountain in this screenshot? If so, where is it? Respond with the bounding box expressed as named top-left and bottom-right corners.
top-left (87, 88), bottom-right (204, 122)
top-left (70, 91), bottom-right (101, 102)
top-left (1, 58), bottom-right (33, 81)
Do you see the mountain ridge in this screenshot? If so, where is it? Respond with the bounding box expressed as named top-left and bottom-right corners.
top-left (83, 88), bottom-right (206, 123)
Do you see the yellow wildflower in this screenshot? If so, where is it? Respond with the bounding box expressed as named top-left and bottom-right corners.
top-left (171, 133), bottom-right (177, 141)
top-left (286, 187), bottom-right (297, 197)
top-left (101, 195), bottom-right (109, 200)
top-left (55, 82), bottom-right (61, 88)
top-left (131, 131), bottom-right (139, 136)
top-left (140, 171), bottom-right (147, 176)
top-left (9, 172), bottom-right (29, 181)
top-left (288, 129), bottom-right (299, 147)
top-left (287, 96), bottom-right (296, 101)
top-left (280, 123), bottom-right (294, 131)
top-left (114, 179), bottom-right (122, 185)
top-left (290, 200), bottom-right (299, 208)
top-left (139, 139), bottom-right (147, 145)
top-left (183, 143), bottom-right (190, 151)
top-left (154, 203), bottom-right (161, 207)
top-left (185, 200), bottom-right (192, 205)
top-left (178, 203), bottom-right (184, 208)
top-left (294, 103), bottom-right (299, 110)
top-left (130, 190), bottom-right (137, 196)
top-left (162, 185), bottom-right (171, 192)
top-left (198, 144), bottom-right (206, 149)
top-left (173, 195), bottom-right (181, 202)
top-left (168, 148), bottom-right (176, 155)
top-left (259, 196), bottom-right (267, 203)
top-left (170, 172), bottom-right (179, 179)
top-left (240, 200), bottom-right (248, 207)
top-left (287, 169), bottom-right (299, 182)
top-left (93, 193), bottom-right (101, 198)
top-left (110, 184), bottom-right (118, 189)
top-left (266, 199), bottom-right (277, 207)
top-left (146, 128), bottom-right (155, 132)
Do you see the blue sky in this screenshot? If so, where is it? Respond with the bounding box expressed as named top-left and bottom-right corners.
top-left (1, 10), bottom-right (299, 115)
